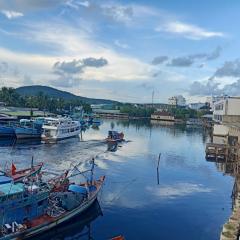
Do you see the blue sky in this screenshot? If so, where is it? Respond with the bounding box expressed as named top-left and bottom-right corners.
top-left (0, 0), bottom-right (240, 103)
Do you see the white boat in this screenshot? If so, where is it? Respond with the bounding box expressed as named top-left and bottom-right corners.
top-left (41, 117), bottom-right (81, 142)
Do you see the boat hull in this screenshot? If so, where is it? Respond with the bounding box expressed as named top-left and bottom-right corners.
top-left (15, 128), bottom-right (41, 139)
top-left (0, 126), bottom-right (15, 138)
top-left (42, 130), bottom-right (80, 143)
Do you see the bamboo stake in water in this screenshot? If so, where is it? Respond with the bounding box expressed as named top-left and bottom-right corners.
top-left (157, 153), bottom-right (161, 185)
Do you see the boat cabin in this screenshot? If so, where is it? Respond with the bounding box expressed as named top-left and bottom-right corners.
top-left (0, 182), bottom-right (49, 226)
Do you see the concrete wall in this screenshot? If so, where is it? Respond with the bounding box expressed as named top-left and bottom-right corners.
top-left (213, 97), bottom-right (240, 123)
top-left (223, 115), bottom-right (240, 124)
top-left (213, 124), bottom-right (229, 136)
top-left (226, 98), bottom-right (240, 115)
top-left (213, 135), bottom-right (228, 144)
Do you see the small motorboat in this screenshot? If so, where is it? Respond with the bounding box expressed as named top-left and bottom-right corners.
top-left (106, 131), bottom-right (124, 143)
top-left (5, 162), bottom-right (43, 182)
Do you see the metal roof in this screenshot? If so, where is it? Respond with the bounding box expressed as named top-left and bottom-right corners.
top-left (0, 176), bottom-right (13, 185)
top-left (0, 183), bottom-right (24, 196)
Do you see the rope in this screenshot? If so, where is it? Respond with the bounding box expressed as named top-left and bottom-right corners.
top-left (103, 178), bottom-right (138, 204)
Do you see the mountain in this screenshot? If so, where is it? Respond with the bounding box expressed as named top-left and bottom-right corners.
top-left (16, 85), bottom-right (118, 104)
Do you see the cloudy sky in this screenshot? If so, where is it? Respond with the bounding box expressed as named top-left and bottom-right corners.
top-left (0, 0), bottom-right (240, 103)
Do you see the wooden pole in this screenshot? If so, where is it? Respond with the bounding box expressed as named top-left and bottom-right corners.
top-left (157, 153), bottom-right (161, 185)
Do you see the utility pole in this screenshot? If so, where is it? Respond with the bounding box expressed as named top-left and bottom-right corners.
top-left (152, 90), bottom-right (154, 108)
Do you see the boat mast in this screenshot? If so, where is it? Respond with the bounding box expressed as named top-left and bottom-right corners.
top-left (90, 158), bottom-right (95, 184)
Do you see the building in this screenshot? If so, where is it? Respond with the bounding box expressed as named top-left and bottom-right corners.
top-left (151, 111), bottom-right (175, 121)
top-left (136, 103), bottom-right (174, 112)
top-left (213, 97), bottom-right (240, 124)
top-left (206, 95), bottom-right (228, 111)
top-left (188, 102), bottom-right (206, 110)
top-left (93, 109), bottom-right (129, 119)
top-left (168, 96), bottom-right (177, 106)
top-left (168, 95), bottom-right (186, 107)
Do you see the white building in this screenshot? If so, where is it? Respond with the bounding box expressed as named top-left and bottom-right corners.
top-left (168, 95), bottom-right (186, 107)
top-left (213, 97), bottom-right (240, 123)
top-left (168, 96), bottom-right (177, 106)
top-left (206, 95), bottom-right (228, 111)
top-left (188, 102), bottom-right (206, 110)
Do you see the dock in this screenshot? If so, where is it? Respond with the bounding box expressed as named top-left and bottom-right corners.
top-left (205, 143), bottom-right (240, 162)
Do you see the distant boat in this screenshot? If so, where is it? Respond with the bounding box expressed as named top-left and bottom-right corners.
top-left (106, 131), bottom-right (124, 143)
top-left (92, 119), bottom-right (102, 127)
top-left (0, 125), bottom-right (15, 138)
top-left (41, 117), bottom-right (81, 142)
top-left (0, 114), bottom-right (17, 138)
top-left (15, 119), bottom-right (42, 139)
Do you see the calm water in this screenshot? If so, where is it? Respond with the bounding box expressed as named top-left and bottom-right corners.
top-left (0, 120), bottom-right (234, 240)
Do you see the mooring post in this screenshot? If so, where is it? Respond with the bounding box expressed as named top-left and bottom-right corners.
top-left (157, 153), bottom-right (161, 185)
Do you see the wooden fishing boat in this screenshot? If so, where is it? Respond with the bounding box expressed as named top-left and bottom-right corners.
top-left (32, 199), bottom-right (102, 240)
top-left (0, 176), bottom-right (105, 240)
top-left (106, 131), bottom-right (124, 143)
top-left (0, 159), bottom-right (105, 240)
top-left (5, 163), bottom-right (43, 183)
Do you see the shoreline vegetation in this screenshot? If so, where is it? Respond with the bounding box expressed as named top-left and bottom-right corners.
top-left (0, 87), bottom-right (209, 121)
top-left (0, 87), bottom-right (92, 115)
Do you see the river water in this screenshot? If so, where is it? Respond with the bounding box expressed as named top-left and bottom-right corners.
top-left (0, 120), bottom-right (234, 240)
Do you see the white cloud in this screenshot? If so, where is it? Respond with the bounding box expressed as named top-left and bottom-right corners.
top-left (0, 0), bottom-right (65, 12)
top-left (0, 20), bottom-right (155, 88)
top-left (114, 40), bottom-right (129, 49)
top-left (147, 183), bottom-right (212, 199)
top-left (1, 10), bottom-right (23, 19)
top-left (155, 21), bottom-right (224, 40)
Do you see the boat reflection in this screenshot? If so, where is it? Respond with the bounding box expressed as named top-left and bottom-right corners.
top-left (0, 138), bottom-right (42, 147)
top-left (32, 199), bottom-right (103, 240)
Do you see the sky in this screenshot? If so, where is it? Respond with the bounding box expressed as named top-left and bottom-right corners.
top-left (0, 0), bottom-right (240, 103)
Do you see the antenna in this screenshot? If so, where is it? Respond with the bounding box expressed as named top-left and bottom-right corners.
top-left (152, 90), bottom-right (154, 108)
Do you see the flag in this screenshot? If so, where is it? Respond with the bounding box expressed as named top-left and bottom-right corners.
top-left (11, 163), bottom-right (16, 175)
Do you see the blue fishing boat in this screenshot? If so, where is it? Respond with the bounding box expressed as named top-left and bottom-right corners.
top-left (14, 119), bottom-right (42, 139)
top-left (0, 124), bottom-right (15, 138)
top-left (0, 159), bottom-right (105, 240)
top-left (0, 178), bottom-right (50, 238)
top-left (0, 115), bottom-right (17, 138)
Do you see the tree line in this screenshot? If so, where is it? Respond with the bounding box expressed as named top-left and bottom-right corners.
top-left (119, 103), bottom-right (155, 117)
top-left (0, 87), bottom-right (92, 114)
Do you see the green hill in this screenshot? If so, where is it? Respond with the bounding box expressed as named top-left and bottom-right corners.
top-left (16, 85), bottom-right (117, 104)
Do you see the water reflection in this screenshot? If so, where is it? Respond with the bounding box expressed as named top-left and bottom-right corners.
top-left (32, 200), bottom-right (103, 240)
top-left (0, 138), bottom-right (42, 147)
